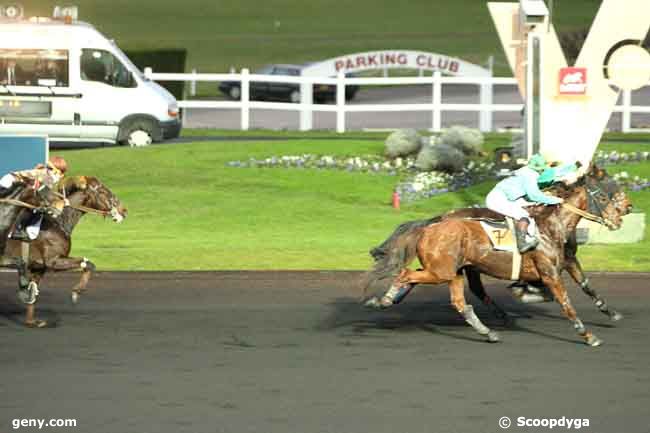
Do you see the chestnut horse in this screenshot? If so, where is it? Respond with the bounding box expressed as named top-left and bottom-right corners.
top-left (4, 176), bottom-right (127, 327)
top-left (362, 166), bottom-right (628, 347)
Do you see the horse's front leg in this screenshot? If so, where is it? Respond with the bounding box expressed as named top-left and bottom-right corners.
top-left (23, 272), bottom-right (47, 328)
top-left (541, 271), bottom-right (602, 347)
top-left (564, 256), bottom-right (623, 322)
top-left (43, 256), bottom-right (96, 303)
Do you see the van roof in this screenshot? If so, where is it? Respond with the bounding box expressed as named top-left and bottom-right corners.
top-left (0, 19), bottom-right (109, 48)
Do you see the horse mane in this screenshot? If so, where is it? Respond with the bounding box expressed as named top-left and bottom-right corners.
top-left (60, 176), bottom-right (101, 195)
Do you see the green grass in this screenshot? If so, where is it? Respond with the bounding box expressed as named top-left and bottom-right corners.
top-left (57, 132), bottom-right (650, 271)
top-left (27, 0), bottom-right (603, 79)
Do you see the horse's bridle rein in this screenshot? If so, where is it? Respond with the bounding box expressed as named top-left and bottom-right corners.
top-left (561, 179), bottom-right (621, 229)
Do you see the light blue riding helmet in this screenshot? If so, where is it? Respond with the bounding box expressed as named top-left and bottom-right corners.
top-left (527, 154), bottom-right (548, 173)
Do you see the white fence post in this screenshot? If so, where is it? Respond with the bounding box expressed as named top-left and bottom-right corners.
top-left (432, 71), bottom-right (442, 132)
top-left (622, 89), bottom-right (632, 133)
top-left (479, 56), bottom-right (494, 132)
top-left (241, 68), bottom-right (250, 131)
top-left (336, 71), bottom-right (345, 133)
top-left (190, 68), bottom-right (197, 97)
top-left (299, 79), bottom-right (313, 131)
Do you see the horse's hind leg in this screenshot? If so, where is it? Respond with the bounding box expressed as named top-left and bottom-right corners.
top-left (449, 275), bottom-right (500, 343)
top-left (464, 267), bottom-right (511, 324)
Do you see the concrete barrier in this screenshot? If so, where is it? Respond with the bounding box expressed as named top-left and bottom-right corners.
top-left (577, 212), bottom-right (646, 244)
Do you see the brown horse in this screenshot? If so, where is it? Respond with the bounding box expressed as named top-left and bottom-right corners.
top-left (4, 176), bottom-right (127, 327)
top-left (362, 166), bottom-right (628, 346)
top-left (0, 180), bottom-right (64, 291)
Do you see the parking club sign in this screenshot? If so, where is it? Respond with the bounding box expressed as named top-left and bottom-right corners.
top-left (558, 67), bottom-right (588, 95)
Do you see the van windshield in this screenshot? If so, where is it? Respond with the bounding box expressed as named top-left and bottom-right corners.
top-left (0, 49), bottom-right (69, 87)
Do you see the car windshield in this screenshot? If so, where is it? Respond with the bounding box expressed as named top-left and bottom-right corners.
top-left (255, 65), bottom-right (274, 74)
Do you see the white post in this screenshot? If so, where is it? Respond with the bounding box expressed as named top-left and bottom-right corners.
top-left (479, 56), bottom-right (494, 132)
top-left (241, 68), bottom-right (250, 131)
top-left (190, 68), bottom-right (197, 96)
top-left (432, 71), bottom-right (442, 132)
top-left (299, 78), bottom-right (313, 131)
top-left (622, 89), bottom-right (632, 133)
top-left (336, 71), bottom-right (345, 133)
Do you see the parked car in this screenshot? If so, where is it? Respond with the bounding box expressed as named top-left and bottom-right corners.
top-left (218, 64), bottom-right (359, 103)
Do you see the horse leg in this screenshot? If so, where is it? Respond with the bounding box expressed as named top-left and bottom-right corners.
top-left (43, 256), bottom-right (96, 303)
top-left (449, 274), bottom-right (500, 343)
top-left (0, 255), bottom-right (29, 289)
top-left (23, 272), bottom-right (47, 328)
top-left (541, 273), bottom-right (602, 347)
top-left (565, 257), bottom-right (623, 322)
top-left (464, 267), bottom-right (511, 324)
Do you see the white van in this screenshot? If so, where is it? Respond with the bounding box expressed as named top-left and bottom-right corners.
top-left (0, 7), bottom-right (181, 146)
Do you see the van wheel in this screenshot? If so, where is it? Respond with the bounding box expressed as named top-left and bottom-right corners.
top-left (229, 86), bottom-right (241, 100)
top-left (289, 90), bottom-right (300, 103)
top-left (121, 119), bottom-right (155, 147)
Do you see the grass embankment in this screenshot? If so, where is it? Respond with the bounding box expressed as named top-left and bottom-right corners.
top-left (59, 132), bottom-right (650, 271)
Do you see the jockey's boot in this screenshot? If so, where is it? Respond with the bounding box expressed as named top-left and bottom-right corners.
top-left (515, 218), bottom-right (538, 253)
top-left (9, 211), bottom-right (36, 241)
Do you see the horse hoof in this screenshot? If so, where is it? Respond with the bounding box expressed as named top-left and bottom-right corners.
top-left (486, 331), bottom-right (500, 343)
top-left (71, 292), bottom-right (80, 304)
top-left (25, 320), bottom-right (48, 329)
top-left (610, 311), bottom-right (624, 322)
top-left (586, 335), bottom-right (603, 347)
top-left (363, 297), bottom-right (381, 309)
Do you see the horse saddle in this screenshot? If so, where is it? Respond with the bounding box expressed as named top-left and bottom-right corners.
top-left (479, 218), bottom-right (517, 252)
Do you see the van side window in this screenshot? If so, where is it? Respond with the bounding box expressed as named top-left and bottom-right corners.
top-left (0, 49), bottom-right (69, 87)
top-left (81, 49), bottom-right (136, 88)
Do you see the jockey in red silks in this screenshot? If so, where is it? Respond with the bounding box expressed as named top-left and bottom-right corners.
top-left (485, 154), bottom-right (564, 253)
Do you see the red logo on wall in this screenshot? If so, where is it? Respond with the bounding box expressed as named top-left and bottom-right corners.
top-left (558, 67), bottom-right (587, 95)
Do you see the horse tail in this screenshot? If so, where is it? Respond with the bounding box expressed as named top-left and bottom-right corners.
top-left (361, 216), bottom-right (441, 299)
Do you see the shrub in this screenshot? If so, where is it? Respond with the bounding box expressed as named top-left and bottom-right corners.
top-left (415, 141), bottom-right (465, 173)
top-left (384, 129), bottom-right (423, 158)
top-left (439, 126), bottom-right (484, 156)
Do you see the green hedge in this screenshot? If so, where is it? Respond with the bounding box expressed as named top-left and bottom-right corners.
top-left (124, 49), bottom-right (187, 100)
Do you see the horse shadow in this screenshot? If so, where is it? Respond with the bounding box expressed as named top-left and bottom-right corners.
top-left (318, 284), bottom-right (606, 345)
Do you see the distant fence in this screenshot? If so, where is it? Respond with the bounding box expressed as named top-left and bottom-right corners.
top-left (144, 68), bottom-right (650, 133)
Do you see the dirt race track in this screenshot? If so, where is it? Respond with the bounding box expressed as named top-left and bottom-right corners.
top-left (1, 271), bottom-right (650, 433)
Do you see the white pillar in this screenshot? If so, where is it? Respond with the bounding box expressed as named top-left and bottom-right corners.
top-left (479, 56), bottom-right (494, 132)
top-left (622, 89), bottom-right (632, 133)
top-left (190, 68), bottom-right (197, 97)
top-left (241, 68), bottom-right (250, 131)
top-left (432, 71), bottom-right (442, 132)
top-left (299, 79), bottom-right (313, 131)
top-left (336, 71), bottom-right (345, 133)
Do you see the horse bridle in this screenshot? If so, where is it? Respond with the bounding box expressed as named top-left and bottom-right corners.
top-left (565, 177), bottom-right (622, 228)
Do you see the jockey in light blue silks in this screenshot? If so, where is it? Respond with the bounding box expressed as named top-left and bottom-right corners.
top-left (485, 154), bottom-right (564, 253)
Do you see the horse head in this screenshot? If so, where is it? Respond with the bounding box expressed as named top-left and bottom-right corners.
top-left (582, 165), bottom-right (631, 230)
top-left (63, 176), bottom-right (127, 223)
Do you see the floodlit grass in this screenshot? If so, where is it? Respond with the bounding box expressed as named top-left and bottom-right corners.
top-left (57, 132), bottom-right (650, 271)
top-left (28, 0), bottom-right (602, 79)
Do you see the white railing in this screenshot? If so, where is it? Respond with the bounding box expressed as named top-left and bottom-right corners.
top-left (144, 68), bottom-right (650, 133)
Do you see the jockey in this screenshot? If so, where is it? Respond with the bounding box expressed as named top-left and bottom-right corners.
top-left (0, 156), bottom-right (69, 241)
top-left (485, 154), bottom-right (563, 253)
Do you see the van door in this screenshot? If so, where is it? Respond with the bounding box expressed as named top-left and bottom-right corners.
top-left (77, 48), bottom-right (138, 142)
top-left (0, 49), bottom-right (81, 139)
